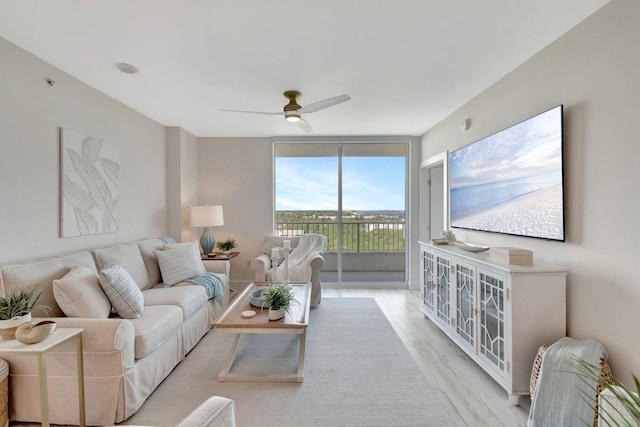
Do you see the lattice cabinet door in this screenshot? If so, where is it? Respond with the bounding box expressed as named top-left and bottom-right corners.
top-left (421, 249), bottom-right (437, 315)
top-left (478, 268), bottom-right (508, 375)
top-left (436, 254), bottom-right (452, 325)
top-left (454, 261), bottom-right (476, 348)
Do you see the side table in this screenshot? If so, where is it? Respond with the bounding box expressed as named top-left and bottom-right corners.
top-left (0, 327), bottom-right (85, 427)
top-left (202, 251), bottom-right (240, 260)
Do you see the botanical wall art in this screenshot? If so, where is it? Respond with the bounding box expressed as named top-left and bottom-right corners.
top-left (60, 128), bottom-right (120, 237)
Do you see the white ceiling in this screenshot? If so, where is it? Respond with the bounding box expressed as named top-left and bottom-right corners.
top-left (0, 0), bottom-right (609, 137)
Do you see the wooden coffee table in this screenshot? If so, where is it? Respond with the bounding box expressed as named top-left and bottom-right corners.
top-left (212, 282), bottom-right (311, 383)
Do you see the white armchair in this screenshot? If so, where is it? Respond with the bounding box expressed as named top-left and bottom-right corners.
top-left (250, 234), bottom-right (326, 307)
top-left (109, 396), bottom-right (235, 427)
top-left (176, 396), bottom-right (235, 427)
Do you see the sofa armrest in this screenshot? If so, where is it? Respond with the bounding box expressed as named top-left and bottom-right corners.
top-left (176, 396), bottom-right (236, 427)
top-left (35, 316), bottom-right (135, 370)
top-left (203, 260), bottom-right (230, 277)
top-left (250, 254), bottom-right (271, 281)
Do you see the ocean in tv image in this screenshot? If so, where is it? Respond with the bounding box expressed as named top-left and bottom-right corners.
top-left (449, 106), bottom-right (564, 241)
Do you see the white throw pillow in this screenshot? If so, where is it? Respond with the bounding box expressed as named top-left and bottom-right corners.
top-left (155, 240), bottom-right (205, 286)
top-left (98, 263), bottom-right (144, 319)
top-left (53, 265), bottom-right (111, 318)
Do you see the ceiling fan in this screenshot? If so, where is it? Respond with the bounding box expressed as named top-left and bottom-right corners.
top-left (220, 90), bottom-right (351, 133)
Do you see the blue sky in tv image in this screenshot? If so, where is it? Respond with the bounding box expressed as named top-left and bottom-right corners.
top-left (449, 105), bottom-right (564, 241)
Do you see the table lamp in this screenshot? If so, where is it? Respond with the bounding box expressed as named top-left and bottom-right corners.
top-left (190, 205), bottom-right (224, 255)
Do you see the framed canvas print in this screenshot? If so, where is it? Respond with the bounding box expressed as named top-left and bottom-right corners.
top-left (60, 128), bottom-right (120, 237)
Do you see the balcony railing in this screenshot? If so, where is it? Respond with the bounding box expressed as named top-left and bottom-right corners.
top-left (275, 221), bottom-right (405, 252)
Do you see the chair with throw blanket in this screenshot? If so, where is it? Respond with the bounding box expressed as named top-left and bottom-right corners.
top-left (528, 337), bottom-right (610, 427)
top-left (250, 234), bottom-right (327, 307)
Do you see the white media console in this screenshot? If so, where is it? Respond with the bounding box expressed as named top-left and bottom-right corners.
top-left (418, 241), bottom-right (567, 405)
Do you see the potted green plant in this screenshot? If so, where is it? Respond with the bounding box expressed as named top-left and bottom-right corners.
top-left (216, 237), bottom-right (237, 254)
top-left (259, 284), bottom-right (296, 321)
top-left (0, 289), bottom-right (46, 340)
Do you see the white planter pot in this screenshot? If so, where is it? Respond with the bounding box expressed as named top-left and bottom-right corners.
top-left (268, 308), bottom-right (286, 321)
top-left (0, 312), bottom-right (31, 340)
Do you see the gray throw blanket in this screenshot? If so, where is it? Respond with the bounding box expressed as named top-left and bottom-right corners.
top-left (183, 272), bottom-right (225, 301)
top-left (528, 337), bottom-right (607, 427)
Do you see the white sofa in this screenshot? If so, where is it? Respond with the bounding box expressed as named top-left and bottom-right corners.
top-left (0, 238), bottom-right (229, 425)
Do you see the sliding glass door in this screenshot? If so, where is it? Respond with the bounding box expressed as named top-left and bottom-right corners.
top-left (274, 140), bottom-right (407, 285)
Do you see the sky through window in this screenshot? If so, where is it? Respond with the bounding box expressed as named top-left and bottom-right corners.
top-left (275, 156), bottom-right (405, 211)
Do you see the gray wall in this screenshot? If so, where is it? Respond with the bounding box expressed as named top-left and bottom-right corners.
top-left (197, 137), bottom-right (274, 284)
top-left (0, 37), bottom-right (167, 262)
top-left (421, 0), bottom-right (639, 384)
top-left (166, 127), bottom-right (199, 243)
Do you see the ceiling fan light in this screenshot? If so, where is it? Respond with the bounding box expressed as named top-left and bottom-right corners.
top-left (115, 62), bottom-right (139, 74)
top-left (285, 113), bottom-right (301, 123)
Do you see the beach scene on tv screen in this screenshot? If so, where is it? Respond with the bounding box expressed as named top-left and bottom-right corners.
top-left (449, 107), bottom-right (564, 241)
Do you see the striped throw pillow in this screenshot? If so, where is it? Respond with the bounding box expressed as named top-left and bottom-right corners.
top-left (155, 240), bottom-right (205, 286)
top-left (99, 263), bottom-right (144, 319)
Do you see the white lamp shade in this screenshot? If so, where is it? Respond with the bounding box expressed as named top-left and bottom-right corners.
top-left (190, 205), bottom-right (224, 227)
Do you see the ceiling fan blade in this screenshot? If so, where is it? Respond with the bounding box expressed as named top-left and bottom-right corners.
top-left (296, 119), bottom-right (313, 134)
top-left (219, 109), bottom-right (283, 116)
top-left (297, 94), bottom-right (351, 114)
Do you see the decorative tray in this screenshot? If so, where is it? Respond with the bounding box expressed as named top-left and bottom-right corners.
top-left (431, 238), bottom-right (449, 245)
top-left (453, 241), bottom-right (490, 252)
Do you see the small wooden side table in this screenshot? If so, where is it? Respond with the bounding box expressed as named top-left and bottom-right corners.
top-left (0, 327), bottom-right (86, 427)
top-left (202, 251), bottom-right (240, 260)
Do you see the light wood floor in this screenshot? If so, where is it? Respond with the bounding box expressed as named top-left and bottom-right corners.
top-left (323, 288), bottom-right (530, 427)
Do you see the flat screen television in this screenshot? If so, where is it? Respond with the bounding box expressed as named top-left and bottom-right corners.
top-left (449, 105), bottom-right (565, 241)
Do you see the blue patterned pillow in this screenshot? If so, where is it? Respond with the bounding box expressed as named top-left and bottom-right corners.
top-left (98, 263), bottom-right (144, 319)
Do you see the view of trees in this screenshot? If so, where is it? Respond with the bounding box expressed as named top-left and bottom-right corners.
top-left (275, 210), bottom-right (406, 252)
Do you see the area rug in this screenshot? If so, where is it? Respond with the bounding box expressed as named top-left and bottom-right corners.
top-left (122, 298), bottom-right (454, 426)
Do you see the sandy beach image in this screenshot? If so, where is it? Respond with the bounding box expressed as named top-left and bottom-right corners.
top-left (452, 184), bottom-right (564, 240)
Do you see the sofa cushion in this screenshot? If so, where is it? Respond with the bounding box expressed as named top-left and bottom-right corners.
top-left (155, 241), bottom-right (205, 286)
top-left (99, 264), bottom-right (144, 319)
top-left (94, 242), bottom-right (150, 290)
top-left (126, 305), bottom-right (183, 359)
top-left (142, 285), bottom-right (208, 320)
top-left (53, 264), bottom-right (111, 318)
top-left (136, 238), bottom-right (165, 287)
top-left (0, 251), bottom-right (98, 318)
